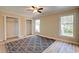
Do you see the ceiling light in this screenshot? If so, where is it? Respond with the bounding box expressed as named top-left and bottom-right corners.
top-left (33, 9), bottom-right (37, 13)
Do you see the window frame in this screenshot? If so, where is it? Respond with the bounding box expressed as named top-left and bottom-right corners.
top-left (59, 14), bottom-right (74, 37)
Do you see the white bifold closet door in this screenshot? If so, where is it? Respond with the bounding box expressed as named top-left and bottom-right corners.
top-left (26, 20), bottom-right (32, 35)
top-left (0, 16), bottom-right (4, 41)
top-left (6, 17), bottom-right (18, 38)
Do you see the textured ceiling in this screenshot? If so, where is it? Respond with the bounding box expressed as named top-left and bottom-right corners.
top-left (0, 6), bottom-right (78, 18)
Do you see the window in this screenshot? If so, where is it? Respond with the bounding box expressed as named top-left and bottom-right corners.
top-left (60, 15), bottom-right (74, 37)
top-left (35, 19), bottom-right (40, 32)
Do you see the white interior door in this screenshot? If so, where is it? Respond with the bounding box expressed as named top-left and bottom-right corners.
top-left (26, 20), bottom-right (32, 35)
top-left (0, 16), bottom-right (4, 41)
top-left (6, 17), bottom-right (18, 38)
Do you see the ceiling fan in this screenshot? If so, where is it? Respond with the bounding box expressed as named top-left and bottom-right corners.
top-left (26, 6), bottom-right (43, 13)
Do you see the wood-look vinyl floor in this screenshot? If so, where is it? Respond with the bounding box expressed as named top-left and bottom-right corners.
top-left (43, 41), bottom-right (79, 53)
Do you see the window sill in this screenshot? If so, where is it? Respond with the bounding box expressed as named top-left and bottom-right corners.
top-left (59, 34), bottom-right (74, 38)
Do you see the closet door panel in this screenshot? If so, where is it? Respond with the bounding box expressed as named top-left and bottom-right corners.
top-left (0, 15), bottom-right (4, 41)
top-left (26, 20), bottom-right (32, 35)
top-left (6, 21), bottom-right (15, 38)
top-left (6, 17), bottom-right (18, 38)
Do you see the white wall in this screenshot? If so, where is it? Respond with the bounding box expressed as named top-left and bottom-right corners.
top-left (40, 8), bottom-right (79, 41)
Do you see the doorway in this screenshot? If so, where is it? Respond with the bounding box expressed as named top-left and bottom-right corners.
top-left (5, 16), bottom-right (19, 39)
top-left (26, 20), bottom-right (32, 35)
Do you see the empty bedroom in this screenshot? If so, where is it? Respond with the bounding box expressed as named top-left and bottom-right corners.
top-left (0, 6), bottom-right (79, 53)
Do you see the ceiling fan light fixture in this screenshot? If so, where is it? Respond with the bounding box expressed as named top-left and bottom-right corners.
top-left (25, 6), bottom-right (43, 13)
top-left (33, 9), bottom-right (37, 13)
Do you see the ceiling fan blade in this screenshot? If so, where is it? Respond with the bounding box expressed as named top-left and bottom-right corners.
top-left (32, 6), bottom-right (35, 9)
top-left (38, 10), bottom-right (42, 13)
top-left (38, 8), bottom-right (43, 10)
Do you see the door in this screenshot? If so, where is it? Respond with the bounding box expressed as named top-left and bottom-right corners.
top-left (6, 17), bottom-right (18, 38)
top-left (26, 20), bottom-right (32, 35)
